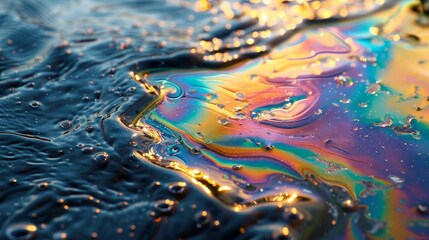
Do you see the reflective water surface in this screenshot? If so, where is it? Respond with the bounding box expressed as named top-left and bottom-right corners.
top-left (0, 0), bottom-right (428, 239)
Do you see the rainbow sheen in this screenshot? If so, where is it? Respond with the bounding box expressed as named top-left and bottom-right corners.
top-left (123, 0), bottom-right (429, 239)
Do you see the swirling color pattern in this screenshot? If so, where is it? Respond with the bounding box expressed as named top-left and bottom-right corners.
top-left (121, 0), bottom-right (429, 239)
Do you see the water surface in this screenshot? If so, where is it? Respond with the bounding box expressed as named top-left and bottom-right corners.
top-left (1, 0), bottom-right (428, 239)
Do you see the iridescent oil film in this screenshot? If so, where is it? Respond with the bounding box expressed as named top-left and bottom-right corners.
top-left (0, 0), bottom-right (428, 239)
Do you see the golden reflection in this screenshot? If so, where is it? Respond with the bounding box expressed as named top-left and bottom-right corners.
top-left (26, 224), bottom-right (37, 232)
top-left (196, 0), bottom-right (212, 11)
top-left (286, 193), bottom-right (298, 203)
top-left (193, 0), bottom-right (387, 64)
top-left (282, 227), bottom-right (289, 236)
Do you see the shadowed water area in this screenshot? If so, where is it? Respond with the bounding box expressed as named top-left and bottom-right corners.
top-left (1, 0), bottom-right (429, 239)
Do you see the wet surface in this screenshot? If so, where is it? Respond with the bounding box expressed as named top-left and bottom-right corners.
top-left (0, 0), bottom-right (429, 239)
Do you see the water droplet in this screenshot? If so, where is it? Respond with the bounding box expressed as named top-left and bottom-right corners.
top-left (373, 115), bottom-right (393, 127)
top-left (341, 199), bottom-right (358, 212)
top-left (93, 152), bottom-right (109, 164)
top-left (249, 74), bottom-right (259, 81)
top-left (218, 118), bottom-right (231, 126)
top-left (94, 91), bottom-right (101, 100)
top-left (335, 76), bottom-right (353, 86)
top-left (340, 98), bottom-right (351, 104)
top-left (10, 178), bottom-right (17, 184)
top-left (234, 112), bottom-right (246, 119)
top-left (232, 165), bottom-right (242, 170)
top-left (264, 144), bottom-right (274, 151)
top-left (235, 92), bottom-right (245, 100)
top-left (29, 101), bottom-right (40, 108)
top-left (86, 126), bottom-right (94, 133)
top-left (314, 109), bottom-right (323, 115)
top-left (392, 116), bottom-right (420, 139)
top-left (154, 199), bottom-right (176, 214)
top-left (196, 132), bottom-right (204, 138)
top-left (6, 223), bottom-right (37, 240)
top-left (416, 204), bottom-right (428, 215)
top-left (388, 174), bottom-right (404, 184)
top-left (168, 145), bottom-right (179, 154)
top-left (358, 102), bottom-right (368, 108)
top-left (191, 147), bottom-right (201, 154)
top-left (168, 182), bottom-right (187, 195)
top-left (195, 211), bottom-right (211, 229)
top-left (366, 83), bottom-right (381, 94)
top-left (37, 182), bottom-right (49, 190)
top-left (284, 102), bottom-right (292, 109)
top-left (82, 146), bottom-right (94, 154)
top-left (58, 120), bottom-right (72, 130)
